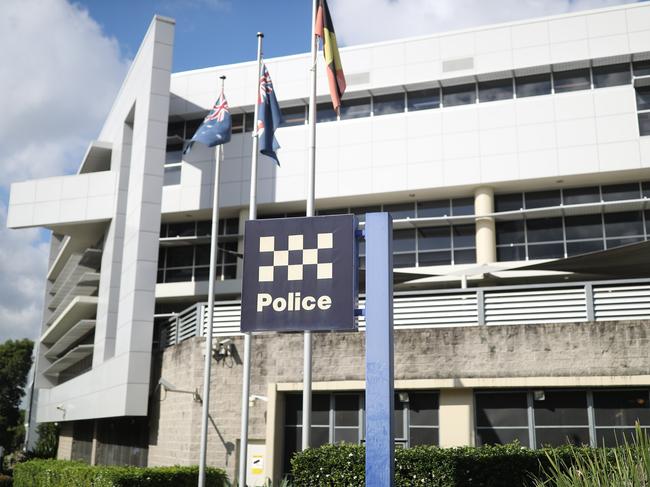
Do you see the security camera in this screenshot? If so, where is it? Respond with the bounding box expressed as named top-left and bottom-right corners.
top-left (214, 338), bottom-right (234, 361)
top-left (249, 395), bottom-right (268, 407)
top-left (219, 338), bottom-right (232, 346)
top-left (56, 404), bottom-right (65, 411)
top-left (158, 378), bottom-right (178, 391)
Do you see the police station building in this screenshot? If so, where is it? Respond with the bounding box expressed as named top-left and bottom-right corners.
top-left (7, 2), bottom-right (650, 484)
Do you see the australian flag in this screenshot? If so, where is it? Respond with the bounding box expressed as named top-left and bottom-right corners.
top-left (257, 64), bottom-right (283, 164)
top-left (183, 90), bottom-right (232, 154)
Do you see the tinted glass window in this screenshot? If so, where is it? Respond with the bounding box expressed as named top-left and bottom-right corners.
top-left (409, 393), bottom-right (439, 426)
top-left (163, 166), bottom-right (181, 186)
top-left (167, 121), bottom-right (185, 138)
top-left (528, 243), bottom-right (564, 259)
top-left (418, 200), bottom-right (450, 218)
top-left (476, 392), bottom-right (528, 427)
top-left (418, 227), bottom-right (450, 250)
top-left (479, 78), bottom-right (513, 102)
top-left (534, 391), bottom-right (588, 426)
top-left (165, 247), bottom-right (194, 267)
top-left (393, 229), bottom-right (416, 252)
top-left (496, 220), bottom-right (525, 245)
top-left (186, 119), bottom-right (202, 138)
top-left (565, 214), bottom-right (603, 240)
top-left (516, 73), bottom-right (551, 98)
top-left (643, 182), bottom-right (650, 198)
top-left (536, 428), bottom-right (590, 448)
top-left (407, 88), bottom-right (440, 111)
top-left (194, 245), bottom-right (211, 266)
top-left (244, 112), bottom-right (254, 132)
top-left (231, 113), bottom-right (244, 134)
top-left (317, 102), bottom-right (337, 122)
top-left (495, 193), bottom-right (523, 212)
top-left (454, 248), bottom-right (476, 264)
top-left (384, 203), bottom-right (415, 220)
top-left (525, 190), bottom-right (561, 209)
top-left (554, 69), bottom-right (591, 93)
top-left (604, 211), bottom-right (644, 237)
top-left (633, 59), bottom-right (650, 77)
top-left (527, 218), bottom-right (563, 242)
top-left (637, 86), bottom-right (650, 111)
top-left (394, 253), bottom-right (416, 268)
top-left (452, 224), bottom-right (476, 248)
top-left (594, 390), bottom-right (650, 426)
top-left (593, 64), bottom-right (631, 88)
top-left (497, 245), bottom-right (526, 262)
top-left (281, 106), bottom-right (306, 127)
top-left (563, 186), bottom-right (600, 205)
top-left (419, 250), bottom-right (451, 266)
top-left (477, 428), bottom-right (529, 446)
top-left (602, 183), bottom-right (640, 201)
top-left (167, 222), bottom-right (195, 237)
top-left (373, 93), bottom-right (405, 116)
top-left (567, 240), bottom-right (604, 256)
top-left (340, 97), bottom-right (371, 120)
top-left (334, 395), bottom-right (359, 427)
top-left (350, 205), bottom-right (381, 223)
top-left (451, 197), bottom-right (474, 216)
top-left (640, 113), bottom-right (650, 137)
top-left (312, 394), bottom-right (330, 425)
top-left (442, 84), bottom-right (476, 107)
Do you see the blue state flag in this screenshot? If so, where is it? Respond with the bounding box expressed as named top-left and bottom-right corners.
top-left (184, 90), bottom-right (232, 154)
top-left (257, 64), bottom-right (284, 164)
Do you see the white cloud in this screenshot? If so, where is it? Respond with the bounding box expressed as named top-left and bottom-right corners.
top-left (329, 0), bottom-right (633, 46)
top-left (0, 0), bottom-right (129, 342)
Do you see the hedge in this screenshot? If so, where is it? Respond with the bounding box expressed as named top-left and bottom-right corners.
top-left (290, 443), bottom-right (597, 487)
top-left (13, 459), bottom-right (227, 487)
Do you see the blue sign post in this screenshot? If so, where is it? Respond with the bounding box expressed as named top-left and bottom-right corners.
top-left (364, 212), bottom-right (394, 486)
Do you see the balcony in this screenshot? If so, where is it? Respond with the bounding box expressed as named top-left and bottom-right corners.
top-left (158, 278), bottom-right (650, 348)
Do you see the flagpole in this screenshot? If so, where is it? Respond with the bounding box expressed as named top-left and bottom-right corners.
top-left (237, 31), bottom-right (264, 487)
top-left (198, 75), bottom-right (226, 487)
top-left (302, 0), bottom-right (319, 452)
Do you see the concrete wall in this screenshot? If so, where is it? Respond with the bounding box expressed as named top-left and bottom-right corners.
top-left (148, 320), bottom-right (650, 481)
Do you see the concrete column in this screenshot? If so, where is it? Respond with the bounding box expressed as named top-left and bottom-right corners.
top-left (474, 187), bottom-right (496, 265)
top-left (439, 389), bottom-right (474, 447)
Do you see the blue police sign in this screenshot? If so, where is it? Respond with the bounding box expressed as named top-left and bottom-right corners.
top-left (241, 215), bottom-right (357, 332)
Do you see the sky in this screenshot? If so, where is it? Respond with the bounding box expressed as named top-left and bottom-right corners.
top-left (0, 0), bottom-right (642, 343)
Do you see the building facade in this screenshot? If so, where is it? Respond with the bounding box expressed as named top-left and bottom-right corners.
top-left (7, 3), bottom-right (650, 484)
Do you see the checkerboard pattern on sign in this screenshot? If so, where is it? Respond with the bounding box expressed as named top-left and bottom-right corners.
top-left (257, 233), bottom-right (333, 282)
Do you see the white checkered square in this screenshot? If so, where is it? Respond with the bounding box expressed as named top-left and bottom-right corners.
top-left (258, 266), bottom-right (274, 282)
top-left (318, 232), bottom-right (333, 249)
top-left (259, 236), bottom-right (275, 252)
top-left (287, 264), bottom-right (303, 281)
top-left (288, 234), bottom-right (303, 250)
top-left (273, 250), bottom-right (288, 266)
top-left (317, 262), bottom-right (332, 279)
top-left (302, 249), bottom-right (318, 265)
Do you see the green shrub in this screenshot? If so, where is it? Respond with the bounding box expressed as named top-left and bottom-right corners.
top-left (290, 442), bottom-right (592, 487)
top-left (0, 474), bottom-right (12, 487)
top-left (13, 459), bottom-right (227, 487)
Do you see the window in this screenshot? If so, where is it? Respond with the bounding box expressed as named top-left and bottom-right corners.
top-left (407, 88), bottom-right (440, 111)
top-left (554, 69), bottom-right (591, 93)
top-left (476, 391), bottom-right (529, 446)
top-left (534, 391), bottom-right (590, 448)
top-left (442, 84), bottom-right (476, 107)
top-left (167, 121), bottom-right (185, 138)
top-left (515, 73), bottom-right (551, 98)
top-left (417, 200), bottom-right (450, 218)
top-left (594, 390), bottom-right (650, 446)
top-left (601, 183), bottom-right (640, 202)
top-left (393, 229), bottom-right (416, 268)
top-left (526, 217), bottom-right (564, 259)
top-left (231, 113), bottom-right (244, 134)
top-left (478, 78), bottom-right (513, 102)
top-left (244, 112), bottom-right (254, 132)
top-left (373, 93), bottom-right (405, 116)
top-left (478, 389), bottom-right (650, 449)
top-left (525, 190), bottom-right (561, 209)
top-left (282, 391), bottom-right (438, 476)
top-left (563, 186), bottom-right (600, 205)
top-left (163, 165), bottom-right (181, 186)
top-left (633, 59), bottom-right (650, 77)
top-left (451, 197), bottom-right (474, 216)
top-left (384, 203), bottom-right (415, 220)
top-left (636, 86), bottom-right (650, 111)
top-left (640, 113), bottom-right (650, 136)
top-left (418, 227), bottom-right (450, 251)
top-left (564, 214), bottom-right (603, 240)
top-left (496, 221), bottom-right (525, 246)
top-left (281, 106), bottom-right (306, 127)
top-left (340, 97), bottom-right (371, 120)
top-left (349, 205), bottom-right (381, 223)
top-left (495, 193), bottom-right (523, 212)
top-left (604, 211), bottom-right (644, 239)
top-left (185, 119), bottom-right (202, 138)
top-left (592, 63), bottom-right (631, 88)
top-left (317, 102), bottom-right (337, 122)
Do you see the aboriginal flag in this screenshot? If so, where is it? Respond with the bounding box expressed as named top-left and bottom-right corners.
top-left (315, 0), bottom-right (346, 113)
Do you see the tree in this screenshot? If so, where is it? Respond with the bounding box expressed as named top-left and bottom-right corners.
top-left (0, 339), bottom-right (34, 453)
top-left (30, 422), bottom-right (59, 458)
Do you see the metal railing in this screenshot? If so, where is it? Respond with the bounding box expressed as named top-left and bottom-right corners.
top-left (159, 278), bottom-right (650, 348)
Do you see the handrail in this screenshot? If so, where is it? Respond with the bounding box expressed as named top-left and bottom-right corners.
top-left (159, 278), bottom-right (650, 348)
